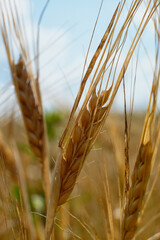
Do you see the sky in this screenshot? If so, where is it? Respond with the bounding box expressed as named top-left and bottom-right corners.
top-left (0, 0), bottom-right (158, 116)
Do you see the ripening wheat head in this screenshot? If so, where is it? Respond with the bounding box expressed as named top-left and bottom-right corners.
top-left (0, 0), bottom-right (50, 203)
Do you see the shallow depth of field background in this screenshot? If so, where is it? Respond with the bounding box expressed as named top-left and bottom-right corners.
top-left (1, 111), bottom-right (160, 239)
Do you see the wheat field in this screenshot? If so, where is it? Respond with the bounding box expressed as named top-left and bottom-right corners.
top-left (0, 0), bottom-right (160, 240)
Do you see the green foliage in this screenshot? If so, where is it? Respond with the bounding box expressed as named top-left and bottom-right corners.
top-left (11, 185), bottom-right (20, 202)
top-left (31, 194), bottom-right (45, 212)
top-left (17, 142), bottom-right (36, 159)
top-left (45, 111), bottom-right (64, 140)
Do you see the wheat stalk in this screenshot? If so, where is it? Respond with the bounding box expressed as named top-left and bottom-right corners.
top-left (12, 142), bottom-right (37, 240)
top-left (147, 233), bottom-right (160, 240)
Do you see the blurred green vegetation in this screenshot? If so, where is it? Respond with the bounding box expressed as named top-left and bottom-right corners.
top-left (45, 111), bottom-right (64, 140)
top-left (11, 185), bottom-right (21, 203)
top-left (17, 142), bottom-right (36, 159)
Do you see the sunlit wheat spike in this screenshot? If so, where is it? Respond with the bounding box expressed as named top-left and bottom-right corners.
top-left (45, 86), bottom-right (112, 240)
top-left (12, 56), bottom-right (50, 204)
top-left (0, 1), bottom-right (51, 204)
top-left (122, 39), bottom-right (160, 239)
top-left (13, 57), bottom-right (44, 159)
top-left (122, 141), bottom-right (153, 240)
top-left (59, 88), bottom-right (111, 206)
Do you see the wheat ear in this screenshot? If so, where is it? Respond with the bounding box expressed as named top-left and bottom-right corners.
top-left (0, 1), bottom-right (51, 204)
top-left (122, 49), bottom-right (160, 239)
top-left (121, 141), bottom-right (153, 240)
top-left (45, 87), bottom-right (111, 240)
top-left (13, 58), bottom-right (43, 158)
top-left (12, 57), bottom-right (50, 204)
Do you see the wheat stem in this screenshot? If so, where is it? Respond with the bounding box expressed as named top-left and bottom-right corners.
top-left (147, 233), bottom-right (160, 240)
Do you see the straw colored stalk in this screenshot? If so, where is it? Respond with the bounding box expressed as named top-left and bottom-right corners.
top-left (147, 233), bottom-right (160, 240)
top-left (45, 87), bottom-right (111, 240)
top-left (122, 141), bottom-right (153, 240)
top-left (13, 142), bottom-right (37, 240)
top-left (11, 57), bottom-right (50, 204)
top-left (0, 130), bottom-right (17, 180)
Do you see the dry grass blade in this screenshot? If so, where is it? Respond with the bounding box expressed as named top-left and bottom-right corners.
top-left (123, 77), bottom-right (130, 197)
top-left (0, 1), bottom-right (50, 204)
top-left (102, 152), bottom-right (115, 239)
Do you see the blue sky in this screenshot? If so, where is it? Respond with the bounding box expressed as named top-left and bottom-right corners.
top-left (0, 0), bottom-right (158, 115)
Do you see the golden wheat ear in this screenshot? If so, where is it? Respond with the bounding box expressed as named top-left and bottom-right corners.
top-left (0, 2), bottom-right (50, 204)
top-left (45, 87), bottom-right (112, 240)
top-left (44, 4), bottom-right (120, 237)
top-left (121, 66), bottom-right (159, 240)
top-left (122, 141), bottom-right (153, 240)
top-left (13, 57), bottom-right (44, 159)
top-left (12, 57), bottom-right (50, 203)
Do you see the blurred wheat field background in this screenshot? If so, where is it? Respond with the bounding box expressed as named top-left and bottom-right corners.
top-left (0, 0), bottom-right (160, 240)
